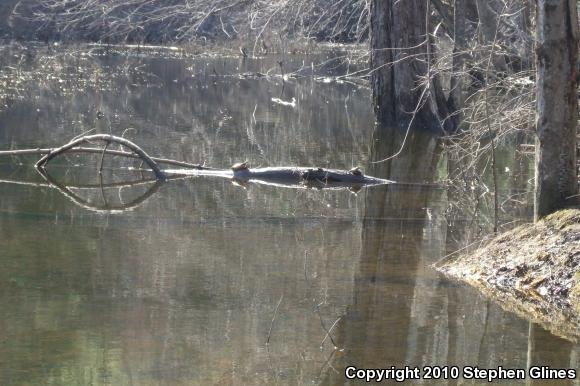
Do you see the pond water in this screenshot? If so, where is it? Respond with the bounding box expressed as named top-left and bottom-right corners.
top-left (0, 44), bottom-right (578, 385)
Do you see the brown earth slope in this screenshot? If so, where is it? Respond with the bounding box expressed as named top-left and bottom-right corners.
top-left (437, 209), bottom-right (580, 342)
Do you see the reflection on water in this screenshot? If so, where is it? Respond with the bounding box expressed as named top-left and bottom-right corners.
top-left (0, 46), bottom-right (578, 385)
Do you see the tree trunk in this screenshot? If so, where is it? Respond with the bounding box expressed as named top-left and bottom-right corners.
top-left (370, 0), bottom-right (450, 132)
top-left (475, 0), bottom-right (508, 72)
top-left (448, 0), bottom-right (467, 128)
top-left (534, 0), bottom-right (579, 220)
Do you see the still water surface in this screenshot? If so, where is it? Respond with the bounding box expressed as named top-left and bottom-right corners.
top-left (0, 45), bottom-right (578, 385)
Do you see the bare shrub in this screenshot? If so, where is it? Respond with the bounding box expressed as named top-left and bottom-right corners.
top-left (8, 0), bottom-right (368, 45)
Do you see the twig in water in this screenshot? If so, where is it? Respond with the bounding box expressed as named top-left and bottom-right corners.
top-left (0, 145), bottom-right (211, 170)
top-left (98, 141), bottom-right (109, 174)
top-left (371, 86), bottom-right (429, 164)
top-left (266, 294), bottom-right (284, 345)
top-left (320, 316), bottom-right (342, 348)
top-left (433, 236), bottom-right (492, 267)
top-left (34, 134), bottom-right (167, 180)
top-left (252, 104), bottom-right (257, 124)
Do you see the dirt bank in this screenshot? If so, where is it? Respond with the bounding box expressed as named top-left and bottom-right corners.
top-left (436, 209), bottom-right (580, 342)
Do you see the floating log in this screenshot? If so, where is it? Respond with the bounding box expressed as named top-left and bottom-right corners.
top-left (162, 165), bottom-right (393, 191)
top-left (233, 166), bottom-right (391, 186)
top-left (0, 135), bottom-right (394, 190)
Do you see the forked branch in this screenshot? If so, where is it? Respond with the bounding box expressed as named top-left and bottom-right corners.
top-left (34, 134), bottom-right (167, 180)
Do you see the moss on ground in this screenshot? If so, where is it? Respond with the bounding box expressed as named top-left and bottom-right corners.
top-left (437, 209), bottom-right (580, 342)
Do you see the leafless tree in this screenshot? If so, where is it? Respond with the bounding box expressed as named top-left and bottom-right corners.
top-left (8, 0), bottom-right (368, 45)
top-left (534, 0), bottom-right (578, 219)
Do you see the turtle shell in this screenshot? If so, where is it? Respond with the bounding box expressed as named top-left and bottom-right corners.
top-left (231, 161), bottom-right (249, 172)
top-left (349, 167), bottom-right (363, 176)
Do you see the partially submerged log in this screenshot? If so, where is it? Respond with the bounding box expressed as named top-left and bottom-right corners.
top-left (0, 133), bottom-right (396, 212)
top-left (0, 134), bottom-right (393, 190)
top-left (0, 135), bottom-right (397, 213)
top-left (161, 164), bottom-right (393, 191)
top-left (232, 166), bottom-right (392, 188)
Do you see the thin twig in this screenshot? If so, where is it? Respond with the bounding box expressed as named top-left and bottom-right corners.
top-left (483, 3), bottom-right (508, 233)
top-left (371, 86), bottom-right (429, 164)
top-left (320, 316), bottom-right (341, 348)
top-left (98, 141), bottom-right (109, 174)
top-left (0, 146), bottom-right (212, 170)
top-left (266, 294), bottom-right (284, 345)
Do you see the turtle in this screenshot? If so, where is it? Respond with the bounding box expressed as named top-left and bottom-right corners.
top-left (231, 161), bottom-right (250, 172)
top-left (349, 167), bottom-right (363, 176)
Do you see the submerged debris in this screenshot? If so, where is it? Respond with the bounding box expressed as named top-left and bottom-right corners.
top-left (437, 209), bottom-right (580, 342)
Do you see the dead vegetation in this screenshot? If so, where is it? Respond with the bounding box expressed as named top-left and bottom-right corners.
top-left (6, 0), bottom-right (368, 47)
top-left (437, 209), bottom-right (580, 341)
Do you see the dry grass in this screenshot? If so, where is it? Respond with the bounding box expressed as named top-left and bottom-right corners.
top-left (437, 209), bottom-right (580, 342)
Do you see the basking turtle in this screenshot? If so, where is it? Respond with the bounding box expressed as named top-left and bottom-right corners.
top-left (231, 161), bottom-right (250, 172)
top-left (349, 167), bottom-right (363, 176)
